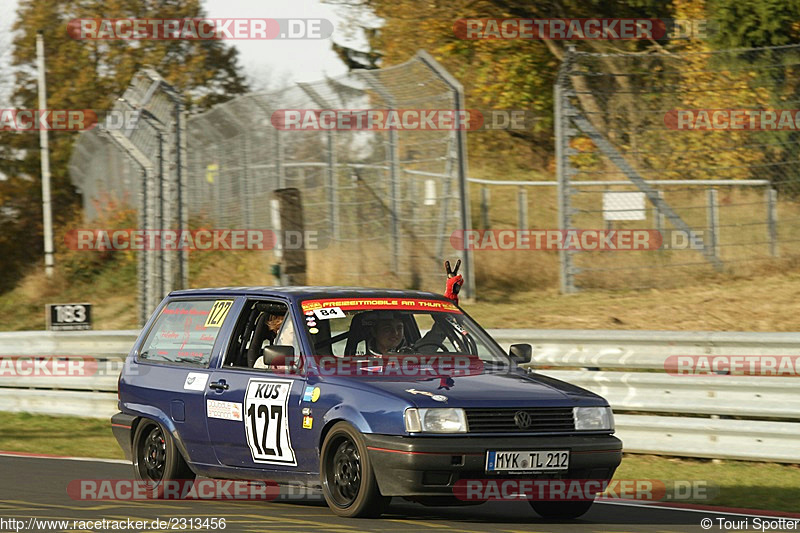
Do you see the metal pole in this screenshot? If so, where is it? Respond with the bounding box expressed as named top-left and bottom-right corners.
top-left (517, 186), bottom-right (528, 230)
top-left (654, 190), bottom-right (665, 235)
top-left (387, 127), bottom-right (400, 272)
top-left (296, 82), bottom-right (338, 241)
top-left (434, 135), bottom-right (455, 264)
top-left (177, 103), bottom-right (189, 289)
top-left (481, 186), bottom-right (490, 229)
top-left (36, 32), bottom-right (54, 277)
top-left (767, 188), bottom-right (778, 257)
top-left (414, 50), bottom-right (475, 300)
top-left (327, 129), bottom-right (339, 240)
top-left (243, 134), bottom-right (253, 228)
top-left (275, 130), bottom-right (284, 189)
top-left (358, 72), bottom-right (401, 274)
top-left (706, 188), bottom-right (720, 263)
top-left (105, 129), bottom-right (154, 326)
top-left (654, 190), bottom-right (665, 252)
top-left (555, 48), bottom-right (576, 293)
top-left (147, 128), bottom-right (160, 312)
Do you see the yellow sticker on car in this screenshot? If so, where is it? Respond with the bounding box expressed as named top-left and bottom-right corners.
top-left (204, 300), bottom-right (234, 328)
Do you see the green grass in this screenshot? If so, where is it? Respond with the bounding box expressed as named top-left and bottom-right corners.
top-left (0, 412), bottom-right (124, 460)
top-left (0, 412), bottom-right (798, 512)
top-left (616, 455), bottom-right (800, 513)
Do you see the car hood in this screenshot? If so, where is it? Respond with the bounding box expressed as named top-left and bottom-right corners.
top-left (321, 369), bottom-right (606, 408)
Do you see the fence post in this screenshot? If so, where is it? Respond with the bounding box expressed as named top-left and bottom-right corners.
top-left (517, 187), bottom-right (528, 230)
top-left (243, 133), bottom-right (253, 228)
top-left (358, 72), bottom-right (400, 273)
top-left (296, 82), bottom-right (339, 241)
top-left (767, 188), bottom-right (778, 257)
top-left (481, 186), bottom-right (490, 229)
top-left (275, 130), bottom-right (284, 189)
top-left (177, 102), bottom-right (189, 289)
top-left (387, 128), bottom-right (400, 272)
top-left (555, 47), bottom-right (577, 293)
top-left (215, 143), bottom-right (223, 225)
top-left (415, 50), bottom-right (475, 300)
top-left (706, 188), bottom-right (720, 263)
top-left (655, 190), bottom-right (665, 251)
top-left (104, 129), bottom-right (155, 326)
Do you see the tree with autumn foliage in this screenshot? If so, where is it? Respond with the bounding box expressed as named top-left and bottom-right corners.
top-left (326, 0), bottom-right (677, 170)
top-left (0, 0), bottom-right (248, 293)
top-left (328, 0), bottom-right (800, 195)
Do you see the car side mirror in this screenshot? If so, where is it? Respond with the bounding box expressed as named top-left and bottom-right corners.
top-left (509, 343), bottom-right (532, 364)
top-left (262, 345), bottom-right (295, 366)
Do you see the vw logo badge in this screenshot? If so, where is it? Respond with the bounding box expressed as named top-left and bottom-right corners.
top-left (514, 411), bottom-right (533, 429)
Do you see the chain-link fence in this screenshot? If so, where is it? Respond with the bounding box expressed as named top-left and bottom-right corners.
top-left (70, 51), bottom-right (473, 324)
top-left (69, 69), bottom-right (187, 324)
top-left (555, 44), bottom-right (800, 292)
top-left (187, 51), bottom-right (472, 294)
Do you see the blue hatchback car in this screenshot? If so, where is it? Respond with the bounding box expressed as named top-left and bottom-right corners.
top-left (112, 287), bottom-right (622, 518)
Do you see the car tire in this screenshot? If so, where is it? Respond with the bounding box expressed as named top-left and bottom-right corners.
top-left (132, 419), bottom-right (195, 495)
top-left (529, 499), bottom-right (594, 519)
top-left (320, 422), bottom-right (390, 518)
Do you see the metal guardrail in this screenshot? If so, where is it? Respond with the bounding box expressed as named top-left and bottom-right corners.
top-left (0, 330), bottom-right (135, 419)
top-left (491, 329), bottom-right (800, 463)
top-left (1, 329), bottom-right (798, 463)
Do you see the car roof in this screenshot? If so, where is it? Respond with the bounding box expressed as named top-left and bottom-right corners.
top-left (168, 286), bottom-right (448, 303)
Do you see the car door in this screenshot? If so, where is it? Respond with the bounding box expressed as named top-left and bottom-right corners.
top-left (204, 298), bottom-right (308, 471)
top-left (133, 297), bottom-right (239, 466)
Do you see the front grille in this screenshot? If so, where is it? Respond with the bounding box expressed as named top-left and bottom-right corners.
top-left (465, 407), bottom-right (575, 433)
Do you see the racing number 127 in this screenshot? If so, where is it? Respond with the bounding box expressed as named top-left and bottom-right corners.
top-left (205, 300), bottom-right (233, 328)
top-left (247, 404), bottom-right (283, 457)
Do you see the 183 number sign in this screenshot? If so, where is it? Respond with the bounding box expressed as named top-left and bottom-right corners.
top-left (47, 303), bottom-right (92, 331)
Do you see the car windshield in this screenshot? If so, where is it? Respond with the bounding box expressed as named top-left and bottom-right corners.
top-left (299, 297), bottom-right (509, 367)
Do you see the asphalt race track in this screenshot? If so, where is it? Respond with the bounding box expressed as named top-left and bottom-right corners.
top-left (0, 454), bottom-right (795, 533)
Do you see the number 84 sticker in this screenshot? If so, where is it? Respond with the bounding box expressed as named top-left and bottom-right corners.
top-left (244, 379), bottom-right (296, 466)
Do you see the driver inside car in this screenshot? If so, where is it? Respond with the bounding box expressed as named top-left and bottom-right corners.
top-left (366, 315), bottom-right (407, 355)
top-left (359, 311), bottom-right (451, 356)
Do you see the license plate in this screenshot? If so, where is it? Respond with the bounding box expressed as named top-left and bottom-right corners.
top-left (486, 450), bottom-right (570, 472)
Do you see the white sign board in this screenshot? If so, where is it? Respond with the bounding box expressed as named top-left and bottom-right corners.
top-left (603, 192), bottom-right (646, 221)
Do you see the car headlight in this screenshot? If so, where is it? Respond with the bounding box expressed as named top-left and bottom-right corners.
top-left (573, 406), bottom-right (614, 431)
top-left (404, 408), bottom-right (467, 433)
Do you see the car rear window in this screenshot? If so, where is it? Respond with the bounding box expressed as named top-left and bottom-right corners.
top-left (138, 299), bottom-right (234, 366)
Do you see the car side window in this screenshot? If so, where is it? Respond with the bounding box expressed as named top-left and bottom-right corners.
top-left (139, 299), bottom-right (233, 367)
top-left (224, 300), bottom-right (292, 369)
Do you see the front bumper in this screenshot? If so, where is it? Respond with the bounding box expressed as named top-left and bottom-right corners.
top-left (364, 433), bottom-right (622, 497)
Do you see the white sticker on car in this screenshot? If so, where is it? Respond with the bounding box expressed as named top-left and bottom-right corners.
top-left (313, 307), bottom-right (345, 320)
top-left (244, 378), bottom-right (296, 466)
top-left (207, 400), bottom-right (243, 421)
top-left (183, 372), bottom-right (209, 391)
